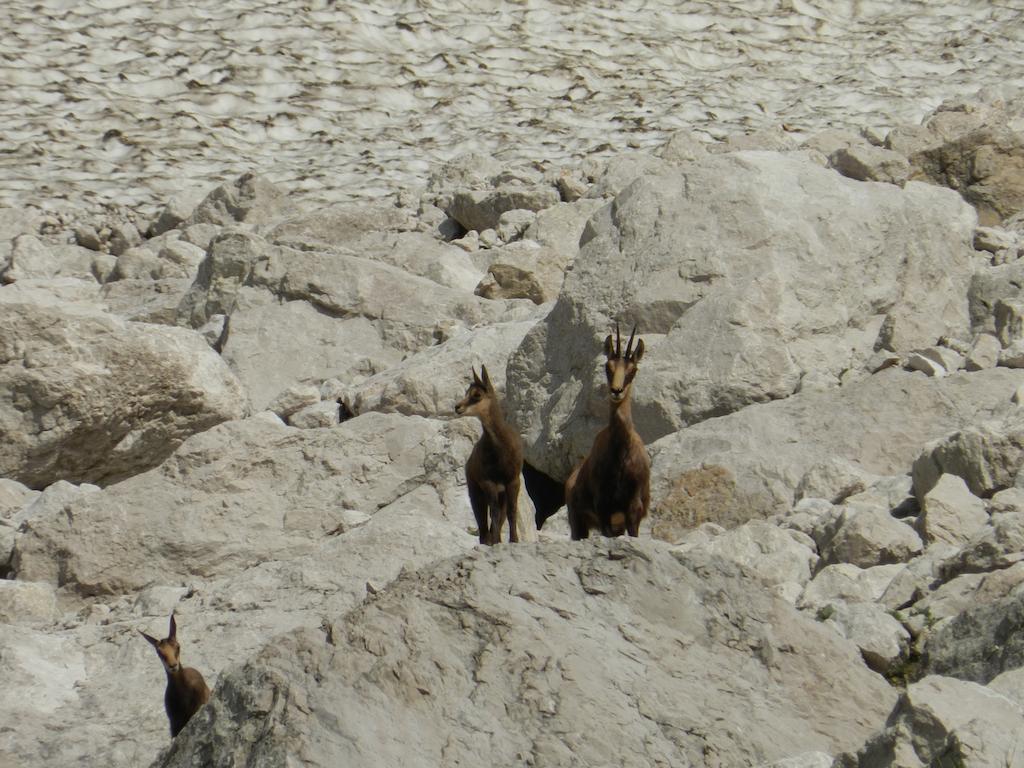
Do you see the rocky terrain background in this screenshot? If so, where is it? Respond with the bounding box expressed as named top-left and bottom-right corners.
top-left (4, 2), bottom-right (1024, 767)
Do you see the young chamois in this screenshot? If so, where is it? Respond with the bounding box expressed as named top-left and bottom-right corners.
top-left (455, 364), bottom-right (523, 545)
top-left (565, 323), bottom-right (650, 539)
top-left (140, 613), bottom-right (211, 738)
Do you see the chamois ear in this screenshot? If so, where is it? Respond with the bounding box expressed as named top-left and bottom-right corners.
top-left (632, 338), bottom-right (645, 363)
top-left (168, 613), bottom-right (177, 641)
top-left (604, 334), bottom-right (615, 358)
top-left (140, 630), bottom-right (160, 647)
top-left (471, 367), bottom-right (483, 387)
top-left (480, 364), bottom-right (492, 391)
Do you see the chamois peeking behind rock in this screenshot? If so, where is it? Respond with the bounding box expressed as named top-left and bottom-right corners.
top-left (566, 323), bottom-right (650, 539)
top-left (456, 365), bottom-right (523, 545)
top-left (140, 613), bottom-right (211, 738)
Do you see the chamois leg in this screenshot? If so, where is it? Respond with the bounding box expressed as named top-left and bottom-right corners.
top-left (488, 489), bottom-right (507, 545)
top-left (468, 481), bottom-right (490, 545)
top-left (626, 501), bottom-right (643, 537)
top-left (505, 476), bottom-right (521, 543)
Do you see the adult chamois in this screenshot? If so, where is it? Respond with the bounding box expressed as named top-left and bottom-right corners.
top-left (455, 364), bottom-right (523, 545)
top-left (566, 323), bottom-right (650, 539)
top-left (140, 613), bottom-right (211, 738)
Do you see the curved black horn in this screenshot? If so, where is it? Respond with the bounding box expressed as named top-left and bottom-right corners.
top-left (615, 321), bottom-right (622, 357)
top-left (625, 325), bottom-right (637, 359)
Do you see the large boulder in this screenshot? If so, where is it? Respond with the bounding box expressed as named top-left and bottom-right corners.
top-left (155, 540), bottom-right (896, 768)
top-left (508, 151), bottom-right (977, 475)
top-left (912, 408), bottom-right (1024, 501)
top-left (838, 675), bottom-right (1024, 767)
top-left (11, 412), bottom-right (477, 596)
top-left (0, 291), bottom-right (247, 488)
top-left (887, 96), bottom-right (1024, 225)
top-left (646, 368), bottom-right (1024, 526)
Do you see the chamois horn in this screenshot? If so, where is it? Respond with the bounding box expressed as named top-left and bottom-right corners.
top-left (624, 325), bottom-right (637, 359)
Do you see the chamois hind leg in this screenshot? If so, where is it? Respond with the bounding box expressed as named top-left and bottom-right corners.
top-left (505, 476), bottom-right (521, 543)
top-left (468, 481), bottom-right (490, 545)
top-left (626, 500), bottom-right (644, 537)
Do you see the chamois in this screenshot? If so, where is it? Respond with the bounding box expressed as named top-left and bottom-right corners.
top-left (140, 613), bottom-right (211, 738)
top-left (455, 364), bottom-right (523, 545)
top-left (565, 323), bottom-right (650, 539)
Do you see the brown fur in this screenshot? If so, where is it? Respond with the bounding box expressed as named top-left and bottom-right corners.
top-left (566, 324), bottom-right (650, 539)
top-left (455, 365), bottom-right (524, 545)
top-left (140, 613), bottom-right (211, 738)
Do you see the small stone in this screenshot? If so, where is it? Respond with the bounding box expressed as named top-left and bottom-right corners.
top-left (906, 353), bottom-right (946, 377)
top-left (829, 145), bottom-right (911, 186)
top-left (974, 226), bottom-right (1017, 254)
top-left (965, 333), bottom-right (1002, 371)
top-left (288, 401), bottom-right (340, 429)
top-left (267, 384), bottom-right (321, 420)
top-left (74, 225), bottom-right (103, 252)
top-left (1000, 340), bottom-right (1024, 368)
top-left (917, 346), bottom-right (965, 374)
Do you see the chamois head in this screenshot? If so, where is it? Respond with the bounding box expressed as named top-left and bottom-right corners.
top-left (140, 613), bottom-right (183, 673)
top-left (603, 323), bottom-right (644, 404)
top-left (455, 365), bottom-right (494, 419)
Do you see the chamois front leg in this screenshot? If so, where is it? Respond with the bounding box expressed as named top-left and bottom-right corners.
top-left (488, 487), bottom-right (507, 545)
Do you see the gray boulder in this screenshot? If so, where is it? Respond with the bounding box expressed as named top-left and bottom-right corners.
top-left (821, 503), bottom-right (923, 568)
top-left (912, 408), bottom-right (1024, 500)
top-left (0, 292), bottom-right (247, 488)
top-left (887, 96), bottom-right (1024, 225)
top-left (508, 151), bottom-right (978, 476)
top-left (838, 675), bottom-right (1024, 767)
top-left (919, 591), bottom-right (1024, 684)
top-left (448, 185), bottom-right (560, 232)
top-left (829, 145), bottom-right (911, 186)
top-left (916, 473), bottom-right (989, 546)
top-left (351, 320), bottom-right (536, 418)
top-left (647, 368), bottom-right (1024, 526)
top-left (155, 540), bottom-right (896, 768)
top-left (11, 412), bottom-right (476, 595)
top-left (185, 173), bottom-right (296, 232)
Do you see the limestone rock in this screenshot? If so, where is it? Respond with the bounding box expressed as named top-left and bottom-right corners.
top-left (508, 152), bottom-right (978, 477)
top-left (839, 676), bottom-right (1024, 766)
top-left (912, 561), bottom-right (1024, 624)
top-left (799, 563), bottom-right (904, 610)
top-left (11, 412), bottom-right (475, 595)
top-left (156, 541), bottom-right (896, 768)
top-left (268, 202), bottom-right (413, 247)
top-left (350, 320), bottom-right (536, 418)
top-left (919, 591), bottom-right (1024, 684)
top-left (221, 299), bottom-right (401, 412)
top-left (887, 96), bottom-right (1024, 225)
top-left (646, 368), bottom-right (1024, 525)
top-left (821, 602), bottom-right (910, 673)
top-left (286, 400), bottom-right (339, 428)
top-left (267, 383), bottom-right (321, 420)
top-left (674, 519), bottom-right (818, 590)
top-left (186, 173), bottom-right (295, 232)
top-left (0, 293), bottom-right (248, 488)
top-left (965, 332), bottom-right (1002, 370)
top-left (448, 185), bottom-right (560, 232)
top-left (917, 473), bottom-right (989, 546)
top-left (912, 408), bottom-right (1024, 500)
top-left (829, 145), bottom-right (911, 185)
top-left (939, 504), bottom-right (1024, 580)
top-left (821, 503), bottom-right (923, 568)
top-left (475, 241), bottom-right (567, 304)
top-left (0, 580), bottom-right (57, 626)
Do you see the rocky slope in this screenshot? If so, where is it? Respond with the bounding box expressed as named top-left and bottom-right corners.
top-left (3, 90), bottom-right (1024, 767)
